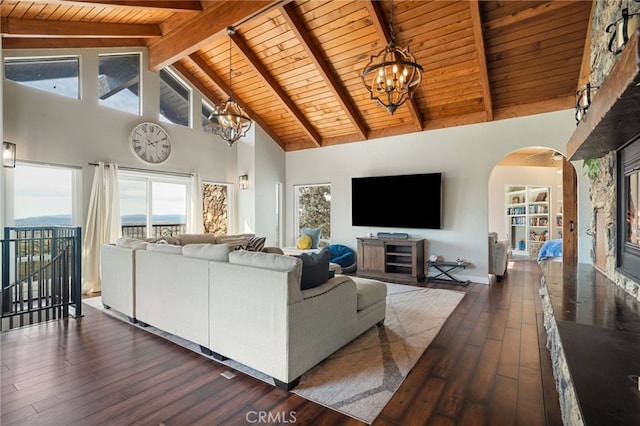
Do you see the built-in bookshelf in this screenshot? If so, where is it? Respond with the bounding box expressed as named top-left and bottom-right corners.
top-left (505, 185), bottom-right (551, 255)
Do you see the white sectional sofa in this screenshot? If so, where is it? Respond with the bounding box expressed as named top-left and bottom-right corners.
top-left (100, 237), bottom-right (387, 390)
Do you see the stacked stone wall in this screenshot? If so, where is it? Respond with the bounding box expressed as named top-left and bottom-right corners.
top-left (586, 1), bottom-right (640, 301)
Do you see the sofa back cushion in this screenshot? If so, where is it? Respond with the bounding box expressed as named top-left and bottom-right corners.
top-left (177, 234), bottom-right (218, 245)
top-left (146, 243), bottom-right (183, 255)
top-left (183, 243), bottom-right (231, 262)
top-left (115, 237), bottom-right (149, 250)
top-left (229, 250), bottom-right (300, 273)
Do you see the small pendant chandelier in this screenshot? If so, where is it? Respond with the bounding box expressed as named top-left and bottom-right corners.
top-left (209, 27), bottom-right (252, 146)
top-left (361, 0), bottom-right (423, 115)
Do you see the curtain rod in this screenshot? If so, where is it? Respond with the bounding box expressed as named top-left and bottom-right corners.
top-left (88, 162), bottom-right (193, 178)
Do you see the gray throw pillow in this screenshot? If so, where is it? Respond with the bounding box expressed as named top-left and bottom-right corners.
top-left (297, 248), bottom-right (330, 290)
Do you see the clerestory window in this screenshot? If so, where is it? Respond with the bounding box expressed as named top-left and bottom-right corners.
top-left (98, 53), bottom-right (141, 115)
top-left (4, 56), bottom-right (80, 99)
top-left (159, 68), bottom-right (191, 127)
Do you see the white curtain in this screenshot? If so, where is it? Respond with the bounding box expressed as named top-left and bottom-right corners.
top-left (82, 162), bottom-right (121, 294)
top-left (188, 172), bottom-right (204, 233)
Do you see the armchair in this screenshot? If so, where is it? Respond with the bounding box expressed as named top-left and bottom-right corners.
top-left (488, 232), bottom-right (509, 282)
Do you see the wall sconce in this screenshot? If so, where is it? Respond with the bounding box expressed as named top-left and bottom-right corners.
top-left (575, 83), bottom-right (599, 124)
top-left (239, 174), bottom-right (248, 190)
top-left (606, 8), bottom-right (640, 54)
top-left (3, 142), bottom-right (16, 168)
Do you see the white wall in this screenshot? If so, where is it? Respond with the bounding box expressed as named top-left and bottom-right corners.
top-left (1, 47), bottom-right (261, 234)
top-left (286, 109), bottom-right (581, 284)
top-left (2, 46), bottom-right (593, 281)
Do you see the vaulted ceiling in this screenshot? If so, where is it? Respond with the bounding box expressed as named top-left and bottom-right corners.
top-left (1, 1), bottom-right (593, 151)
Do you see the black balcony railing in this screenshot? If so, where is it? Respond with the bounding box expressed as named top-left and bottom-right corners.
top-left (121, 223), bottom-right (186, 239)
top-left (1, 226), bottom-right (82, 331)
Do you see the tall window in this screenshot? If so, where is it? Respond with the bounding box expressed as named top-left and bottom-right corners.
top-left (119, 171), bottom-right (191, 238)
top-left (98, 53), bottom-right (140, 114)
top-left (159, 68), bottom-right (191, 127)
top-left (4, 56), bottom-right (80, 99)
top-left (12, 163), bottom-right (80, 226)
top-left (294, 184), bottom-right (331, 243)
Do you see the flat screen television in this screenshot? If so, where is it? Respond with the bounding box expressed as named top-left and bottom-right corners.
top-left (351, 172), bottom-right (442, 229)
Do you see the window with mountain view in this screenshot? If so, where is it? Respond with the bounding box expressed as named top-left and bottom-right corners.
top-left (12, 163), bottom-right (79, 226)
top-left (4, 56), bottom-right (80, 99)
top-left (119, 171), bottom-right (190, 238)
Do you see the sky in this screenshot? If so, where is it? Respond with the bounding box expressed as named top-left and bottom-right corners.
top-left (14, 164), bottom-right (187, 220)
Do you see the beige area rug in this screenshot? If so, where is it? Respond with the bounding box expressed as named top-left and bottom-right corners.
top-left (84, 283), bottom-right (465, 424)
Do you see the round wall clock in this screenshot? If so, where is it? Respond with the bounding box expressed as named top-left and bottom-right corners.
top-left (129, 122), bottom-right (172, 164)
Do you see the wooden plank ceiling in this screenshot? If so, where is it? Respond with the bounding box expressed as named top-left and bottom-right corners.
top-left (1, 0), bottom-right (593, 152)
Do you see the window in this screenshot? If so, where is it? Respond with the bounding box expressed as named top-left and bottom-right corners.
top-left (12, 163), bottom-right (80, 226)
top-left (119, 171), bottom-right (191, 238)
top-left (4, 56), bottom-right (80, 99)
top-left (98, 53), bottom-right (141, 114)
top-left (294, 184), bottom-right (331, 243)
top-left (159, 68), bottom-right (191, 127)
top-left (618, 138), bottom-right (640, 282)
top-left (202, 100), bottom-right (215, 133)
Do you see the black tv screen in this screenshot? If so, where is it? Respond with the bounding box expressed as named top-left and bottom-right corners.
top-left (351, 172), bottom-right (442, 229)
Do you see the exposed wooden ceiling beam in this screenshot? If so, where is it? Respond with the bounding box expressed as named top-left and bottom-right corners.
top-left (230, 30), bottom-right (323, 147)
top-left (0, 17), bottom-right (161, 38)
top-left (147, 1), bottom-right (279, 72)
top-left (50, 0), bottom-right (202, 12)
top-left (280, 3), bottom-right (368, 141)
top-left (1, 37), bottom-right (145, 49)
top-left (185, 54), bottom-right (286, 150)
top-left (362, 0), bottom-right (423, 131)
top-left (577, 0), bottom-right (595, 89)
top-left (469, 0), bottom-right (493, 122)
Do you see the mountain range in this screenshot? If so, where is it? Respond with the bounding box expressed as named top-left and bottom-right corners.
top-left (15, 214), bottom-right (186, 227)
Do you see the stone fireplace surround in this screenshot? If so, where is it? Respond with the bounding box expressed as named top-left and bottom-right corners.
top-left (541, 2), bottom-right (640, 425)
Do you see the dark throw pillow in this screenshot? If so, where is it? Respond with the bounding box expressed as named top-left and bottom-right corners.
top-left (297, 248), bottom-right (330, 290)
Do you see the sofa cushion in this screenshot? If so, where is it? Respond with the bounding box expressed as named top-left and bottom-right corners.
top-left (145, 236), bottom-right (180, 245)
top-left (296, 235), bottom-right (312, 250)
top-left (115, 237), bottom-right (149, 250)
top-left (243, 236), bottom-right (266, 252)
top-left (302, 227), bottom-right (322, 249)
top-left (182, 243), bottom-right (231, 262)
top-left (177, 234), bottom-right (218, 246)
top-left (229, 250), bottom-right (300, 273)
top-left (296, 248), bottom-right (330, 290)
top-left (351, 277), bottom-right (387, 311)
top-left (217, 233), bottom-right (255, 250)
top-left (146, 243), bottom-right (183, 255)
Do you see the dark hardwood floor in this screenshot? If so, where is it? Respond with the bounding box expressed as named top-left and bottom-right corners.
top-left (1, 259), bottom-right (561, 425)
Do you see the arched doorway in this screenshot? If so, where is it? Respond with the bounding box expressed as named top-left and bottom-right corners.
top-left (488, 147), bottom-right (577, 265)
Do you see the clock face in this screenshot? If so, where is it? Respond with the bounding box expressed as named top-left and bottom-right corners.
top-left (129, 122), bottom-right (172, 164)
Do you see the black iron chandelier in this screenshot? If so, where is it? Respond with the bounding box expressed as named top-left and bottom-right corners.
top-left (209, 27), bottom-right (252, 146)
top-left (361, 0), bottom-right (423, 114)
